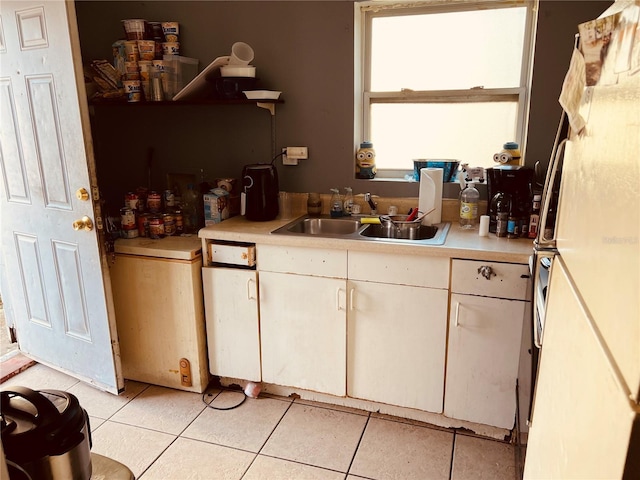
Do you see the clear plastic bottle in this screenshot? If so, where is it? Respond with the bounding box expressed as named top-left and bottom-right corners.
top-left (330, 188), bottom-right (343, 217)
top-left (459, 182), bottom-right (479, 229)
top-left (343, 187), bottom-right (354, 215)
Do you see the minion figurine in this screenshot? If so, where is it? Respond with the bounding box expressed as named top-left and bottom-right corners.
top-left (355, 141), bottom-right (377, 179)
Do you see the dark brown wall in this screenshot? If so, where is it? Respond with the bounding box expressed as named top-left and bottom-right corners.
top-left (76, 0), bottom-right (611, 211)
top-left (526, 0), bottom-right (612, 183)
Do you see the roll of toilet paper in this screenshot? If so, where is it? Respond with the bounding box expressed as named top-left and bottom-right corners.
top-left (418, 167), bottom-right (443, 225)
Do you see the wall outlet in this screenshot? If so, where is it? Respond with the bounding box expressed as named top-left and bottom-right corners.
top-left (282, 148), bottom-right (298, 166)
top-left (286, 146), bottom-right (308, 159)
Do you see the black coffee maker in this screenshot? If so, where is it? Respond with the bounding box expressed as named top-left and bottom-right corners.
top-left (486, 166), bottom-right (534, 233)
top-left (242, 163), bottom-right (279, 221)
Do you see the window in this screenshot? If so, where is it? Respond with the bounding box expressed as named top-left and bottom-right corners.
top-left (359, 0), bottom-right (537, 175)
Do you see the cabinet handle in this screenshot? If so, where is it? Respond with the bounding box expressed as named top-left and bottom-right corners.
top-left (246, 278), bottom-right (256, 300)
top-left (349, 288), bottom-right (355, 311)
top-left (336, 288), bottom-right (345, 311)
top-left (454, 301), bottom-right (461, 327)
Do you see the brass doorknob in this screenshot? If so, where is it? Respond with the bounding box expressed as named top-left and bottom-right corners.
top-left (76, 188), bottom-right (90, 201)
top-left (73, 216), bottom-right (94, 231)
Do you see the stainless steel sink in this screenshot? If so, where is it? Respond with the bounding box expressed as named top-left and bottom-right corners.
top-left (271, 215), bottom-right (451, 245)
top-left (283, 217), bottom-right (362, 235)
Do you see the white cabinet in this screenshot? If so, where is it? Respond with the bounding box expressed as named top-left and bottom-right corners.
top-left (258, 245), bottom-right (348, 396)
top-left (444, 259), bottom-right (530, 429)
top-left (202, 267), bottom-right (260, 381)
top-left (347, 252), bottom-right (450, 412)
top-left (347, 280), bottom-right (448, 412)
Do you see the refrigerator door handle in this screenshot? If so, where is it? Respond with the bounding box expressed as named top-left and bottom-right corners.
top-left (538, 138), bottom-right (567, 248)
top-left (532, 251), bottom-right (555, 348)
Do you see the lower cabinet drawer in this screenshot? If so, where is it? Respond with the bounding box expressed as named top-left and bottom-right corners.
top-left (348, 251), bottom-right (449, 289)
top-left (257, 244), bottom-right (347, 278)
top-left (451, 259), bottom-right (530, 300)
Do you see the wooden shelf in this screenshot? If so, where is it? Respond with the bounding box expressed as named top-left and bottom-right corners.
top-left (89, 97), bottom-right (284, 107)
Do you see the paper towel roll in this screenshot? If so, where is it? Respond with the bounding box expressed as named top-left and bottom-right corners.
top-left (418, 168), bottom-right (443, 225)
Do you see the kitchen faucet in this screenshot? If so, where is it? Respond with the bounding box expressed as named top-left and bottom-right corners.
top-left (364, 192), bottom-right (377, 215)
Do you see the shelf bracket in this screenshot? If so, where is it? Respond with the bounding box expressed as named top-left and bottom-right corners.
top-left (256, 101), bottom-right (275, 116)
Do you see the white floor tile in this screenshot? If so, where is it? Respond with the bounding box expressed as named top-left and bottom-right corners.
top-left (90, 421), bottom-right (175, 478)
top-left (139, 437), bottom-right (255, 480)
top-left (183, 392), bottom-right (290, 452)
top-left (110, 385), bottom-right (206, 435)
top-left (262, 403), bottom-right (368, 472)
top-left (243, 455), bottom-right (345, 480)
top-left (451, 434), bottom-right (517, 480)
top-left (1, 363), bottom-right (80, 391)
top-left (67, 379), bottom-right (148, 419)
top-left (89, 416), bottom-right (105, 431)
top-left (350, 417), bottom-right (454, 480)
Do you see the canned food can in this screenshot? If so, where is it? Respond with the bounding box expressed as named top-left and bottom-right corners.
top-left (149, 215), bottom-right (165, 239)
top-left (121, 228), bottom-right (139, 239)
top-left (164, 189), bottom-right (175, 208)
top-left (147, 191), bottom-right (162, 213)
top-left (163, 213), bottom-right (176, 236)
top-left (124, 192), bottom-right (139, 211)
top-left (174, 210), bottom-right (183, 234)
top-left (137, 213), bottom-right (150, 237)
top-left (120, 207), bottom-right (136, 230)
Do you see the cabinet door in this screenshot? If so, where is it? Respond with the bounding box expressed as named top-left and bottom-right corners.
top-left (444, 294), bottom-right (526, 429)
top-left (112, 255), bottom-right (208, 392)
top-left (259, 271), bottom-right (346, 396)
top-left (347, 280), bottom-right (448, 412)
top-left (202, 267), bottom-right (260, 381)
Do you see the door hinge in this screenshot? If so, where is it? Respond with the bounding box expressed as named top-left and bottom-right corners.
top-left (92, 186), bottom-right (100, 201)
top-left (9, 326), bottom-right (17, 344)
top-left (95, 216), bottom-right (104, 231)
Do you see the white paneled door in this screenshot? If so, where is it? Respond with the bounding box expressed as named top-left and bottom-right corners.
top-left (0, 0), bottom-right (122, 392)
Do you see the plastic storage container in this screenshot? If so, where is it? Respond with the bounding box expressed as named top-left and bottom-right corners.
top-left (163, 55), bottom-right (199, 99)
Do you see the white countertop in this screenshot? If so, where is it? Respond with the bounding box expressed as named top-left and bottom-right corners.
top-left (198, 215), bottom-right (534, 263)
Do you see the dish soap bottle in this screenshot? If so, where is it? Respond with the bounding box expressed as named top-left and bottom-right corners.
top-left (343, 187), bottom-right (354, 215)
top-left (330, 188), bottom-right (343, 217)
top-left (459, 176), bottom-right (479, 229)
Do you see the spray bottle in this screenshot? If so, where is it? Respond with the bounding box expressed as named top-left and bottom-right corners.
top-left (330, 188), bottom-right (343, 218)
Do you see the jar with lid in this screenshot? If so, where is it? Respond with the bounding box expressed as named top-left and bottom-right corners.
top-left (307, 193), bottom-right (322, 216)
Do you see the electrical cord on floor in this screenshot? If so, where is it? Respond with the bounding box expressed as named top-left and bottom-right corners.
top-left (201, 387), bottom-right (247, 411)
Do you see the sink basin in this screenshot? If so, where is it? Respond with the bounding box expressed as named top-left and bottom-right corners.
top-left (283, 217), bottom-right (362, 235)
top-left (359, 224), bottom-right (439, 241)
top-left (272, 215), bottom-right (451, 245)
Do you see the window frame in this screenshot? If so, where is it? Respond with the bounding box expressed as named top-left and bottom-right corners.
top-left (357, 0), bottom-right (539, 177)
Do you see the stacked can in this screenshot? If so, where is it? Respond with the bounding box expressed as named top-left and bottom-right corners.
top-left (120, 207), bottom-right (138, 238)
top-left (121, 187), bottom-right (186, 239)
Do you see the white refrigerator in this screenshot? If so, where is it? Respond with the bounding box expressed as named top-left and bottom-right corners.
top-left (524, 3), bottom-right (640, 478)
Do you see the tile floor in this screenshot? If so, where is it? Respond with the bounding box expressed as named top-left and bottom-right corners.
top-left (1, 364), bottom-right (520, 480)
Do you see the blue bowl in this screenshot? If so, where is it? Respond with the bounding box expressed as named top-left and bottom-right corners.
top-left (413, 160), bottom-right (459, 182)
